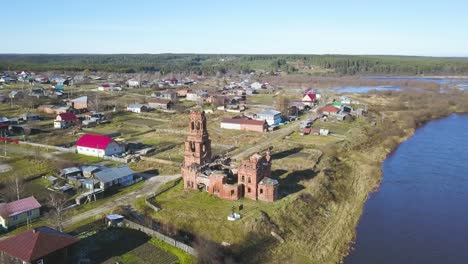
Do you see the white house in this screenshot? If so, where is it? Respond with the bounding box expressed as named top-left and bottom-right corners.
top-left (250, 82), bottom-right (263, 90)
top-left (126, 104), bottom-right (148, 113)
top-left (127, 79), bottom-right (139, 88)
top-left (75, 134), bottom-right (124, 157)
top-left (256, 109), bottom-right (283, 126)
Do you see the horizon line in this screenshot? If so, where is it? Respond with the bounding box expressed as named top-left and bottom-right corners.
top-left (1, 53), bottom-right (468, 59)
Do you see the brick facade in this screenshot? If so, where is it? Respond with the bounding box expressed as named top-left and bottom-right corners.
top-left (182, 111), bottom-right (279, 202)
top-left (183, 111), bottom-right (212, 168)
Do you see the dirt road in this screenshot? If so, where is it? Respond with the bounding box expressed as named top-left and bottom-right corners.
top-left (62, 174), bottom-right (180, 227)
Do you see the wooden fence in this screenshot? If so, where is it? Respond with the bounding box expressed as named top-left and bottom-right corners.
top-left (19, 141), bottom-right (77, 153)
top-left (123, 219), bottom-right (197, 256)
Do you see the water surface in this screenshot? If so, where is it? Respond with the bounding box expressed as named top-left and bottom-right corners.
top-left (333, 85), bottom-right (401, 93)
top-left (345, 114), bottom-right (468, 264)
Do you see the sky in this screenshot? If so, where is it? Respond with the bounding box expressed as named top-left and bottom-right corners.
top-left (2, 0), bottom-right (468, 56)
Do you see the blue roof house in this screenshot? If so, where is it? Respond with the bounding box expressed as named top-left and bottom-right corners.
top-left (94, 165), bottom-right (135, 191)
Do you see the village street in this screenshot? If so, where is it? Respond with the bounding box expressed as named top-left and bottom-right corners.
top-left (62, 174), bottom-right (180, 227)
top-left (232, 109), bottom-right (318, 160)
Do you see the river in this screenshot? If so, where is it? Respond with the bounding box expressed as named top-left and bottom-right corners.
top-left (345, 114), bottom-right (468, 264)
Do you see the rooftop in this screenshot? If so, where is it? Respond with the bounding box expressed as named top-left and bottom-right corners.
top-left (71, 96), bottom-right (87, 103)
top-left (0, 226), bottom-right (79, 262)
top-left (221, 117), bottom-right (265, 126)
top-left (76, 134), bottom-right (115, 150)
top-left (259, 177), bottom-right (279, 186)
top-left (258, 109), bottom-right (281, 116)
top-left (94, 165), bottom-right (134, 183)
top-left (0, 196), bottom-right (41, 218)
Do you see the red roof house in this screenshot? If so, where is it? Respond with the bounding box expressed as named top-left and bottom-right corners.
top-left (302, 93), bottom-right (316, 102)
top-left (302, 88), bottom-right (317, 103)
top-left (318, 105), bottom-right (340, 115)
top-left (56, 112), bottom-right (77, 122)
top-left (0, 197), bottom-right (41, 230)
top-left (0, 226), bottom-right (79, 263)
top-left (54, 112), bottom-right (78, 129)
top-left (75, 134), bottom-right (124, 157)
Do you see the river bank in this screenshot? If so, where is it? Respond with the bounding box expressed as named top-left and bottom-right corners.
top-left (335, 110), bottom-right (468, 263)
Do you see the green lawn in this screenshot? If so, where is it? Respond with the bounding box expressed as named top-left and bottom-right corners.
top-left (73, 227), bottom-right (183, 264)
top-left (141, 181), bottom-right (286, 245)
top-left (287, 131), bottom-right (343, 146)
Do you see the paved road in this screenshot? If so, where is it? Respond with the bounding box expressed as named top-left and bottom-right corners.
top-left (62, 174), bottom-right (180, 227)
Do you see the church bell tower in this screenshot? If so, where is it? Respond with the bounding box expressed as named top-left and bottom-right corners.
top-left (183, 111), bottom-right (212, 167)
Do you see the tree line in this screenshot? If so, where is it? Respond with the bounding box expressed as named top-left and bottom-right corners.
top-left (1, 54), bottom-right (468, 76)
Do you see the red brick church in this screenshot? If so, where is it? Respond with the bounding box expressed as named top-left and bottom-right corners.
top-left (181, 111), bottom-right (279, 202)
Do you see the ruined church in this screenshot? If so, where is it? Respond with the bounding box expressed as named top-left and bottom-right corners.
top-left (181, 111), bottom-right (279, 202)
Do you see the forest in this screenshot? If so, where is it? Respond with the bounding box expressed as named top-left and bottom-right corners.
top-left (1, 54), bottom-right (468, 76)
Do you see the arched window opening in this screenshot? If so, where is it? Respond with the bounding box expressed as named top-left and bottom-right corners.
top-left (190, 141), bottom-right (196, 152)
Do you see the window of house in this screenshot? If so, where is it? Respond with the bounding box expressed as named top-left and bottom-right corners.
top-left (27, 211), bottom-right (32, 216)
top-left (260, 189), bottom-right (263, 194)
top-left (36, 259), bottom-right (44, 264)
top-left (12, 215), bottom-right (18, 221)
top-left (247, 188), bottom-right (251, 193)
top-left (231, 190), bottom-right (235, 196)
top-left (241, 176), bottom-right (245, 182)
top-left (196, 122), bottom-right (201, 130)
top-left (191, 122), bottom-right (194, 130)
top-left (248, 177), bottom-right (251, 183)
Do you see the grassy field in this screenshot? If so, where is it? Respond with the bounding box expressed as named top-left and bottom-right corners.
top-left (286, 131), bottom-right (343, 146)
top-left (73, 227), bottom-right (189, 264)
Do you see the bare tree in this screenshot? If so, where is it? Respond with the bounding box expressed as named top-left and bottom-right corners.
top-left (275, 95), bottom-right (290, 115)
top-left (7, 176), bottom-right (25, 201)
top-left (48, 193), bottom-right (68, 232)
top-left (88, 94), bottom-right (101, 112)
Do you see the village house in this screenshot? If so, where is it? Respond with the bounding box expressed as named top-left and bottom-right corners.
top-left (0, 196), bottom-right (41, 230)
top-left (318, 105), bottom-right (340, 116)
top-left (127, 79), bottom-right (140, 88)
top-left (250, 81), bottom-right (263, 90)
top-left (302, 88), bottom-right (318, 106)
top-left (94, 165), bottom-right (136, 191)
top-left (54, 112), bottom-right (78, 129)
top-left (69, 96), bottom-right (88, 110)
top-left (38, 105), bottom-right (72, 115)
top-left (20, 112), bottom-right (41, 122)
top-left (206, 94), bottom-right (227, 107)
top-left (176, 88), bottom-right (191, 97)
top-left (75, 134), bottom-right (124, 157)
top-left (256, 109), bottom-right (283, 126)
top-left (126, 104), bottom-right (148, 113)
top-left (157, 91), bottom-right (178, 102)
top-left (147, 98), bottom-right (173, 110)
top-left (0, 226), bottom-right (79, 264)
top-left (181, 111), bottom-right (279, 202)
top-left (221, 117), bottom-right (267, 132)
top-left (81, 111), bottom-right (106, 126)
top-left (186, 90), bottom-right (208, 102)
